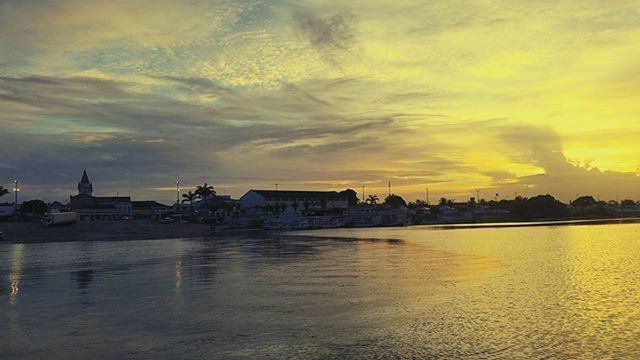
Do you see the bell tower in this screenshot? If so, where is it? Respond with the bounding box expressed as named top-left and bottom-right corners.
top-left (78, 169), bottom-right (93, 196)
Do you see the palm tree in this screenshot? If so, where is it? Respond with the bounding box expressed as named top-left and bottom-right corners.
top-left (182, 191), bottom-right (197, 204)
top-left (0, 186), bottom-right (9, 198)
top-left (366, 194), bottom-right (379, 205)
top-left (182, 191), bottom-right (197, 219)
top-left (195, 183), bottom-right (216, 204)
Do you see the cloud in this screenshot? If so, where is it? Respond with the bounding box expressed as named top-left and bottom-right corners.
top-left (486, 125), bottom-right (640, 201)
top-left (293, 7), bottom-right (359, 64)
top-left (1, 0), bottom-right (639, 203)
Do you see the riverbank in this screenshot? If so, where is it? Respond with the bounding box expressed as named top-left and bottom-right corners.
top-left (426, 217), bottom-right (640, 230)
top-left (0, 221), bottom-right (212, 243)
top-left (4, 216), bottom-right (640, 244)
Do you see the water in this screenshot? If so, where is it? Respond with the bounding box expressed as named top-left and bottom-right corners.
top-left (2, 223), bottom-right (640, 359)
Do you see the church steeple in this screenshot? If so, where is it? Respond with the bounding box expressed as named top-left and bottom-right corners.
top-left (78, 169), bottom-right (93, 196)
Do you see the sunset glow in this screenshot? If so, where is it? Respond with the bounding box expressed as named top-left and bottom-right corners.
top-left (1, 0), bottom-right (639, 202)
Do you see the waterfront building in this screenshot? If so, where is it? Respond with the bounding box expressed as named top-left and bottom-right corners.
top-left (0, 203), bottom-right (16, 218)
top-left (239, 190), bottom-right (349, 211)
top-left (132, 201), bottom-right (172, 220)
top-left (47, 201), bottom-right (67, 213)
top-left (70, 170), bottom-right (133, 221)
top-left (78, 169), bottom-right (93, 196)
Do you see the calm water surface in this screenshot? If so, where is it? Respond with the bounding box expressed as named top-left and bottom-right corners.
top-left (2, 223), bottom-right (640, 359)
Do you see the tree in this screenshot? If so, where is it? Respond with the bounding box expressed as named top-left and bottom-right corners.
top-left (0, 186), bottom-right (9, 198)
top-left (512, 194), bottom-right (568, 219)
top-left (339, 189), bottom-right (359, 207)
top-left (439, 197), bottom-right (448, 206)
top-left (572, 196), bottom-right (596, 208)
top-left (384, 194), bottom-right (407, 208)
top-left (182, 191), bottom-right (197, 205)
top-left (366, 194), bottom-right (379, 205)
top-left (195, 183), bottom-right (216, 204)
top-left (621, 199), bottom-right (637, 208)
top-left (182, 191), bottom-right (197, 218)
top-left (20, 200), bottom-right (48, 216)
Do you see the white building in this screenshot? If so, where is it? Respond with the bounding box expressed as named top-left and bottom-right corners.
top-left (0, 203), bottom-right (16, 217)
top-left (239, 190), bottom-right (349, 211)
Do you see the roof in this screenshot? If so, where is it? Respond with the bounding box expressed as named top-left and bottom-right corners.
top-left (48, 201), bottom-right (66, 208)
top-left (132, 201), bottom-right (171, 209)
top-left (95, 196), bottom-right (131, 202)
top-left (79, 169), bottom-right (91, 184)
top-left (249, 190), bottom-right (345, 200)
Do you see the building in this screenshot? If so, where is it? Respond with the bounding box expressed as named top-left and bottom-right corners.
top-left (69, 170), bottom-right (133, 221)
top-left (78, 169), bottom-right (93, 195)
top-left (0, 203), bottom-right (16, 218)
top-left (132, 201), bottom-right (172, 220)
top-left (47, 201), bottom-right (67, 213)
top-left (239, 190), bottom-right (349, 211)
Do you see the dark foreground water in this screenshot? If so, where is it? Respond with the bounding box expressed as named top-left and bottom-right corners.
top-left (2, 223), bottom-right (640, 359)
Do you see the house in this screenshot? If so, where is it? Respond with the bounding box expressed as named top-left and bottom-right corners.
top-left (132, 201), bottom-right (172, 220)
top-left (239, 190), bottom-right (349, 211)
top-left (0, 203), bottom-right (16, 218)
top-left (47, 201), bottom-right (67, 213)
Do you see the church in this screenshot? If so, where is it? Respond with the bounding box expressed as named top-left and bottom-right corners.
top-left (70, 170), bottom-right (133, 221)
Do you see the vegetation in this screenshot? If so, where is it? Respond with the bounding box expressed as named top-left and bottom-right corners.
top-left (366, 194), bottom-right (379, 205)
top-left (181, 191), bottom-right (197, 205)
top-left (512, 194), bottom-right (568, 219)
top-left (621, 199), bottom-right (637, 208)
top-left (339, 189), bottom-right (359, 206)
top-left (384, 194), bottom-right (407, 208)
top-left (20, 199), bottom-right (48, 216)
top-left (572, 196), bottom-right (597, 207)
top-left (195, 183), bottom-right (216, 203)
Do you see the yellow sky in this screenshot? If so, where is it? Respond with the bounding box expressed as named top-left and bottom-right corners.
top-left (0, 0), bottom-right (639, 202)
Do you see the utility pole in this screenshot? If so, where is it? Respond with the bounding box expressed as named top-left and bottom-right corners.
top-left (275, 183), bottom-right (279, 191)
top-left (13, 180), bottom-right (19, 223)
top-left (476, 189), bottom-right (480, 201)
top-left (426, 187), bottom-right (429, 205)
top-left (362, 185), bottom-right (365, 203)
top-left (388, 181), bottom-right (391, 196)
top-left (176, 180), bottom-right (181, 204)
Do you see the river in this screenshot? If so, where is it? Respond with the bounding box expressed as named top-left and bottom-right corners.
top-left (2, 223), bottom-right (640, 359)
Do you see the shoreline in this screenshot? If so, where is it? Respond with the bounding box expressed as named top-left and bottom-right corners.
top-left (422, 217), bottom-right (640, 230)
top-left (3, 216), bottom-right (640, 245)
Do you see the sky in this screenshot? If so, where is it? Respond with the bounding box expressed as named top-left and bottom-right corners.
top-left (1, 0), bottom-right (639, 204)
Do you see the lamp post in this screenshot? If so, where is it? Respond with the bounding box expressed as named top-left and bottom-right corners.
top-left (13, 180), bottom-right (19, 223)
top-left (176, 180), bottom-right (182, 221)
top-left (176, 180), bottom-right (181, 205)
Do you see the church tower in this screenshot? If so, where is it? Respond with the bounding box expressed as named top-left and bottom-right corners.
top-left (78, 169), bottom-right (93, 196)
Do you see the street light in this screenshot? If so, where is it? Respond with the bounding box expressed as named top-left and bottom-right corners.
top-left (176, 180), bottom-right (181, 205)
top-left (13, 180), bottom-right (19, 223)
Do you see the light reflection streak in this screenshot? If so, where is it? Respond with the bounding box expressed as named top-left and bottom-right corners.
top-left (175, 241), bottom-right (183, 292)
top-left (9, 243), bottom-right (24, 305)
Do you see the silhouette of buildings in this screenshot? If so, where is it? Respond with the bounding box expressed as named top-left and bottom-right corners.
top-left (239, 190), bottom-right (349, 210)
top-left (78, 170), bottom-right (93, 196)
top-left (70, 170), bottom-right (133, 221)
